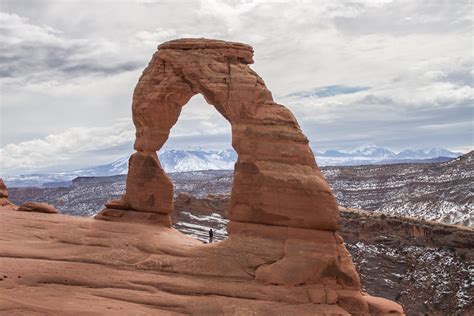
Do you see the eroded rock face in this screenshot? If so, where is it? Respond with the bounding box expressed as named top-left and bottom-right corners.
top-left (0, 178), bottom-right (17, 211)
top-left (0, 178), bottom-right (8, 198)
top-left (94, 38), bottom-right (403, 314)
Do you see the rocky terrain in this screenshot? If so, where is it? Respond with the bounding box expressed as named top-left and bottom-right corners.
top-left (340, 208), bottom-right (473, 315)
top-left (2, 209), bottom-right (358, 315)
top-left (325, 151), bottom-right (473, 227)
top-left (10, 151), bottom-right (473, 227)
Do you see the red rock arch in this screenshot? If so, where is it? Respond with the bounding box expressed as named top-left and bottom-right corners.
top-left (106, 38), bottom-right (339, 231)
top-left (94, 39), bottom-right (404, 314)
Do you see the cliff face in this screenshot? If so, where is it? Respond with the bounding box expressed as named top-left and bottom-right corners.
top-left (340, 208), bottom-right (473, 314)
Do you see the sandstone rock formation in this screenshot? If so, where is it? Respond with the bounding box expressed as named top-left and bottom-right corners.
top-left (17, 202), bottom-right (58, 214)
top-left (0, 178), bottom-right (17, 211)
top-left (0, 178), bottom-right (7, 198)
top-left (97, 38), bottom-right (338, 231)
top-left (94, 38), bottom-right (403, 314)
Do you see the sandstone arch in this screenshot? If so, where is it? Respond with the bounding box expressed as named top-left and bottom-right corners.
top-left (98, 38), bottom-right (339, 231)
top-left (94, 39), bottom-right (403, 314)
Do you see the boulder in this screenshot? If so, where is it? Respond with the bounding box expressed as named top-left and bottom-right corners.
top-left (17, 202), bottom-right (58, 214)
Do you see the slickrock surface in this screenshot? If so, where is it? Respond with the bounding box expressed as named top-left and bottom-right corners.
top-left (1, 208), bottom-right (398, 315)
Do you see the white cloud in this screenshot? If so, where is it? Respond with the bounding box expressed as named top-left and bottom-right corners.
top-left (0, 120), bottom-right (134, 175)
top-left (133, 28), bottom-right (177, 48)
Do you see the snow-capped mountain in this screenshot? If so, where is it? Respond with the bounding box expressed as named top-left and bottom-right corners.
top-left (318, 144), bottom-right (460, 159)
top-left (3, 146), bottom-right (463, 188)
top-left (159, 148), bottom-right (236, 172)
top-left (4, 148), bottom-right (237, 187)
top-left (394, 148), bottom-right (461, 159)
top-left (67, 148), bottom-right (237, 176)
top-left (315, 144), bottom-right (462, 166)
top-left (347, 143), bottom-right (395, 157)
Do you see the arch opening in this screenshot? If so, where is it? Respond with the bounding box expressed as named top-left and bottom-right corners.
top-left (165, 94), bottom-right (233, 243)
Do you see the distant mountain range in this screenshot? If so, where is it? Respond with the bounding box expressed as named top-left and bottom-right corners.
top-left (3, 145), bottom-right (463, 188)
top-left (318, 145), bottom-right (461, 159)
top-left (315, 144), bottom-right (462, 166)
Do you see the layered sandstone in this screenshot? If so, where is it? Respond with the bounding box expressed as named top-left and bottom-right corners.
top-left (93, 38), bottom-right (403, 314)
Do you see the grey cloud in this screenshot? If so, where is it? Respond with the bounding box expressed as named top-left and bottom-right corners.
top-left (291, 88), bottom-right (473, 153)
top-left (0, 13), bottom-right (143, 83)
top-left (60, 62), bottom-right (142, 76)
top-left (442, 67), bottom-right (474, 87)
top-left (282, 85), bottom-right (371, 99)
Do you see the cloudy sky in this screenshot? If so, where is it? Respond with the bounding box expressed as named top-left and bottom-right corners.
top-left (0, 0), bottom-right (472, 175)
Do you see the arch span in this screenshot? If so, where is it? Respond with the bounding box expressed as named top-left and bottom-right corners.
top-left (98, 38), bottom-right (339, 231)
top-left (94, 39), bottom-right (404, 313)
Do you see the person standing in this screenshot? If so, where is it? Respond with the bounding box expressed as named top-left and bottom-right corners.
top-left (209, 228), bottom-right (214, 243)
